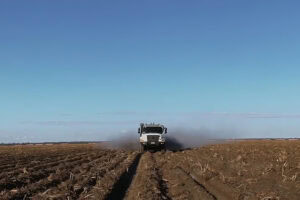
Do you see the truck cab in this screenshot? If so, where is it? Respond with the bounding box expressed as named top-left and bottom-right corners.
top-left (138, 123), bottom-right (167, 151)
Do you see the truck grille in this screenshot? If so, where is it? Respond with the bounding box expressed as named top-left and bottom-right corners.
top-left (147, 135), bottom-right (159, 145)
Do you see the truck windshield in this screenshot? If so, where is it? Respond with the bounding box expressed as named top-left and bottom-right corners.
top-left (144, 127), bottom-right (163, 133)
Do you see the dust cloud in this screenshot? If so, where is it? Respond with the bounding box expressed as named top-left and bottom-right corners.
top-left (166, 128), bottom-right (235, 150)
top-left (104, 127), bottom-right (237, 151)
top-left (104, 132), bottom-right (140, 150)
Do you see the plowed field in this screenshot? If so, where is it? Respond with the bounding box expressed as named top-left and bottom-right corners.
top-left (0, 140), bottom-right (299, 200)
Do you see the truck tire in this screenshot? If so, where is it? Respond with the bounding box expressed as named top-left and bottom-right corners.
top-left (161, 144), bottom-right (166, 152)
top-left (140, 144), bottom-right (144, 152)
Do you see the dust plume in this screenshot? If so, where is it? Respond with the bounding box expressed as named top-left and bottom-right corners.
top-left (166, 127), bottom-right (234, 150)
top-left (104, 132), bottom-right (140, 150)
top-left (104, 127), bottom-right (237, 151)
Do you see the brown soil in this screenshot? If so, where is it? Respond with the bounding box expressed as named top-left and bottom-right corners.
top-left (0, 140), bottom-right (299, 200)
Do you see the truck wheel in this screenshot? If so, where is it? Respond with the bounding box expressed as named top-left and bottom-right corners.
top-left (140, 144), bottom-right (144, 152)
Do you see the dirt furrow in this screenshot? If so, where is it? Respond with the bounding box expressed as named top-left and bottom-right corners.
top-left (0, 152), bottom-right (89, 176)
top-left (1, 154), bottom-right (104, 200)
top-left (32, 151), bottom-right (119, 199)
top-left (175, 166), bottom-right (217, 200)
top-left (125, 152), bottom-right (170, 200)
top-left (0, 153), bottom-right (104, 193)
top-left (81, 152), bottom-right (140, 200)
top-left (154, 151), bottom-right (217, 200)
top-left (172, 150), bottom-right (242, 200)
top-left (0, 154), bottom-right (88, 181)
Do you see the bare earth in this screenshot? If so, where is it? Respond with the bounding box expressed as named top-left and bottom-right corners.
top-left (0, 140), bottom-right (299, 200)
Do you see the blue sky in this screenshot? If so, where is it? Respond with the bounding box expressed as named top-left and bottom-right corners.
top-left (1, 0), bottom-right (300, 142)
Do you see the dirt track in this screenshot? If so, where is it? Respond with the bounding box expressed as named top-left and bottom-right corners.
top-left (0, 140), bottom-right (299, 200)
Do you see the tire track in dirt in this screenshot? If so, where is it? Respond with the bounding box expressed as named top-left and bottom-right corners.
top-left (125, 152), bottom-right (170, 200)
top-left (104, 153), bottom-right (142, 200)
top-left (154, 152), bottom-right (217, 200)
top-left (78, 152), bottom-right (131, 200)
top-left (81, 152), bottom-right (140, 200)
top-left (172, 150), bottom-right (240, 200)
top-left (175, 166), bottom-right (217, 200)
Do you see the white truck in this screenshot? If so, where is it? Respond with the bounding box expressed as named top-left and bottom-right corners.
top-left (138, 123), bottom-right (167, 151)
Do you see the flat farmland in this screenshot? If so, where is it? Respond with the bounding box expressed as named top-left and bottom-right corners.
top-left (0, 140), bottom-right (299, 200)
